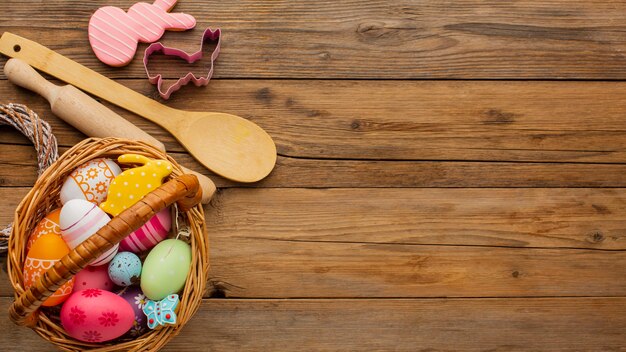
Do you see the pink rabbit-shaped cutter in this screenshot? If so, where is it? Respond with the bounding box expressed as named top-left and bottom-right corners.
top-left (88, 0), bottom-right (196, 67)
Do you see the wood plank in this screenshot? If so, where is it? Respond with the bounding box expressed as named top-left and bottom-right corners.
top-left (1, 297), bottom-right (625, 351)
top-left (208, 237), bottom-right (626, 298)
top-left (205, 188), bottom-right (626, 297)
top-left (2, 187), bottom-right (624, 249)
top-left (3, 188), bottom-right (626, 298)
top-left (4, 236), bottom-right (626, 298)
top-left (208, 188), bottom-right (626, 250)
top-left (3, 1), bottom-right (626, 79)
top-left (4, 79), bottom-right (626, 163)
top-left (6, 144), bottom-right (626, 188)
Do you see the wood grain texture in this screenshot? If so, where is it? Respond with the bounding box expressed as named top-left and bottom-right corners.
top-left (2, 1), bottom-right (626, 79)
top-left (2, 0), bottom-right (626, 349)
top-left (6, 144), bottom-right (626, 188)
top-left (208, 188), bottom-right (626, 250)
top-left (2, 297), bottom-right (626, 351)
top-left (3, 187), bottom-right (626, 297)
top-left (207, 237), bottom-right (626, 298)
top-left (4, 79), bottom-right (626, 162)
top-left (3, 187), bottom-right (624, 249)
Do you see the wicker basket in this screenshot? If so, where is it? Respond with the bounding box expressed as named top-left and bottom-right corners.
top-left (6, 138), bottom-right (209, 351)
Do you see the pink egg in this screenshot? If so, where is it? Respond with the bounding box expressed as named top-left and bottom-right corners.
top-left (61, 289), bottom-right (134, 343)
top-left (73, 265), bottom-right (117, 292)
top-left (120, 208), bottom-right (171, 253)
top-left (60, 158), bottom-right (122, 205)
top-left (60, 199), bottom-right (118, 266)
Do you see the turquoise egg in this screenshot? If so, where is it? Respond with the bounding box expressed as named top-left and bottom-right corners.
top-left (140, 239), bottom-right (191, 300)
top-left (108, 252), bottom-right (142, 287)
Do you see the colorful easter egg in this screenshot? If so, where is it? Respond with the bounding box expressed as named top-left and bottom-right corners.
top-left (60, 199), bottom-right (117, 266)
top-left (120, 208), bottom-right (171, 253)
top-left (108, 252), bottom-right (142, 286)
top-left (60, 289), bottom-right (134, 343)
top-left (26, 208), bottom-right (61, 252)
top-left (119, 286), bottom-right (148, 337)
top-left (60, 158), bottom-right (122, 205)
top-left (73, 265), bottom-right (117, 292)
top-left (140, 239), bottom-right (191, 300)
top-left (23, 233), bottom-right (75, 306)
top-left (100, 154), bottom-right (172, 216)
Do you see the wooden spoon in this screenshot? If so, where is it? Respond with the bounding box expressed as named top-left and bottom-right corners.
top-left (3, 58), bottom-right (216, 203)
top-left (0, 32), bottom-right (276, 183)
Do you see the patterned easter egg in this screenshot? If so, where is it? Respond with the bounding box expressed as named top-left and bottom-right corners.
top-left (60, 199), bottom-right (117, 266)
top-left (108, 252), bottom-right (142, 286)
top-left (73, 265), bottom-right (117, 292)
top-left (60, 289), bottom-right (134, 342)
top-left (60, 158), bottom-right (122, 205)
top-left (141, 239), bottom-right (191, 300)
top-left (119, 286), bottom-right (148, 337)
top-left (23, 233), bottom-right (75, 306)
top-left (120, 208), bottom-right (171, 253)
top-left (26, 208), bottom-right (61, 252)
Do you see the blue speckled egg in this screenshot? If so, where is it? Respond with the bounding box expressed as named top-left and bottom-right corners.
top-left (108, 252), bottom-right (142, 286)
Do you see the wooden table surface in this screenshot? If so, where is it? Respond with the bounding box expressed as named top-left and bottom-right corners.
top-left (2, 1), bottom-right (626, 350)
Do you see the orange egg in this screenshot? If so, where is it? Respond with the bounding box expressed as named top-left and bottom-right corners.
top-left (26, 209), bottom-right (62, 252)
top-left (23, 233), bottom-right (75, 306)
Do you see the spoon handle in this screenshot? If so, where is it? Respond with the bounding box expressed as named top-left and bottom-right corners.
top-left (0, 32), bottom-right (179, 132)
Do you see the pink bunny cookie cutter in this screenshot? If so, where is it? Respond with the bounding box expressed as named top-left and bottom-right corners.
top-left (88, 0), bottom-right (196, 67)
top-left (143, 27), bottom-right (221, 100)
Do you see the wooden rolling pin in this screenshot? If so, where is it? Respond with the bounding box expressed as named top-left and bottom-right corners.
top-left (0, 33), bottom-right (276, 183)
top-left (4, 58), bottom-right (215, 203)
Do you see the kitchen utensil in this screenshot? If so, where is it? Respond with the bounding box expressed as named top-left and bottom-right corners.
top-left (144, 27), bottom-right (221, 99)
top-left (3, 58), bottom-right (216, 203)
top-left (0, 32), bottom-right (277, 183)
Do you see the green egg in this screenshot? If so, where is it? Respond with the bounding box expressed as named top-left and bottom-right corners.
top-left (140, 239), bottom-right (191, 300)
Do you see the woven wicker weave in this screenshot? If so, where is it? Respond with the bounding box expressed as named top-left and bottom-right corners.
top-left (6, 138), bottom-right (208, 351)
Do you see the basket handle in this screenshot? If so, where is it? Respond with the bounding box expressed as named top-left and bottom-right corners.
top-left (9, 174), bottom-right (202, 327)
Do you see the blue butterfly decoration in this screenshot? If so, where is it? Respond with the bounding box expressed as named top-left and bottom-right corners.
top-left (142, 294), bottom-right (179, 329)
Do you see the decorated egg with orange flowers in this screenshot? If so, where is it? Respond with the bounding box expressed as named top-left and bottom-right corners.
top-left (60, 158), bottom-right (121, 205)
top-left (26, 208), bottom-right (61, 252)
top-left (23, 233), bottom-right (75, 306)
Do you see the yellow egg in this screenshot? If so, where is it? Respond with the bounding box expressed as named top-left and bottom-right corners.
top-left (26, 208), bottom-right (62, 252)
top-left (23, 233), bottom-right (75, 306)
